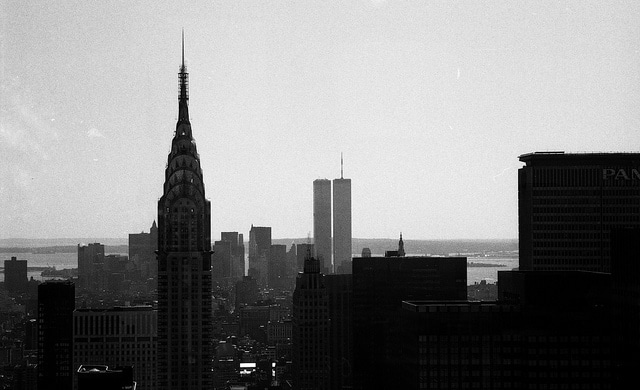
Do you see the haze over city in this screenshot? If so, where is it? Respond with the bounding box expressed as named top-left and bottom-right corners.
top-left (2, 1), bottom-right (639, 239)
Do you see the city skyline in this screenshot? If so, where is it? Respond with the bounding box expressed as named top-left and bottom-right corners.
top-left (2, 1), bottom-right (640, 240)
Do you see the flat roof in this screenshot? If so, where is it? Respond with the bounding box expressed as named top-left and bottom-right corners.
top-left (519, 151), bottom-right (640, 163)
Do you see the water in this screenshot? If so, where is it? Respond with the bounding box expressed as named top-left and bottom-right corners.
top-left (1, 252), bottom-right (518, 285)
top-left (0, 252), bottom-right (78, 282)
top-left (466, 257), bottom-right (519, 284)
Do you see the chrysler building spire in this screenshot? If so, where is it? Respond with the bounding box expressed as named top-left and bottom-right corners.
top-left (178, 30), bottom-right (189, 123)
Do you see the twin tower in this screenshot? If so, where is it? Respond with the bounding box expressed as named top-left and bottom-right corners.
top-left (313, 165), bottom-right (352, 274)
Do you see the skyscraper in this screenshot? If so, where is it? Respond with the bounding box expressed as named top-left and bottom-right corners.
top-left (156, 37), bottom-right (212, 390)
top-left (3, 256), bottom-right (27, 294)
top-left (292, 252), bottom-right (330, 390)
top-left (333, 165), bottom-right (351, 273)
top-left (518, 152), bottom-right (640, 272)
top-left (325, 273), bottom-right (353, 390)
top-left (352, 255), bottom-right (467, 390)
top-left (77, 242), bottom-right (104, 290)
top-left (221, 231), bottom-right (245, 278)
top-left (313, 179), bottom-right (332, 272)
top-left (129, 221), bottom-right (158, 279)
top-left (248, 225), bottom-right (271, 286)
top-left (37, 280), bottom-right (75, 390)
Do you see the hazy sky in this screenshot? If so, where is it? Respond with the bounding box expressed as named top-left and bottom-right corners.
top-left (1, 1), bottom-right (639, 240)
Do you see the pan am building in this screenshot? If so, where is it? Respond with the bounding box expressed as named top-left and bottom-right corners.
top-left (519, 151), bottom-right (640, 272)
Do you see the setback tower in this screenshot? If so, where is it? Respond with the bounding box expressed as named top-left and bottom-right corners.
top-left (156, 36), bottom-right (213, 390)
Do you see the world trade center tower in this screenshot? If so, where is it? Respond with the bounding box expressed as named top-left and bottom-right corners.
top-left (333, 171), bottom-right (351, 273)
top-left (156, 36), bottom-right (213, 390)
top-left (313, 179), bottom-right (332, 273)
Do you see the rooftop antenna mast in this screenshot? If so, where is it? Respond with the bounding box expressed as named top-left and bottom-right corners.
top-left (341, 152), bottom-right (344, 179)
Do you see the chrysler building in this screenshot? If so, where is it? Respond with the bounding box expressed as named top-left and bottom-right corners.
top-left (156, 35), bottom-right (213, 389)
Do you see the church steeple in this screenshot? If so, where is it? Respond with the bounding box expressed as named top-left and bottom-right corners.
top-left (398, 232), bottom-right (405, 257)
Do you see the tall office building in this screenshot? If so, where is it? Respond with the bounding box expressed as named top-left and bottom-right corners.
top-left (213, 240), bottom-right (232, 280)
top-left (610, 227), bottom-right (640, 386)
top-left (352, 255), bottom-right (467, 390)
top-left (3, 256), bottom-right (27, 294)
top-left (268, 244), bottom-right (287, 289)
top-left (221, 231), bottom-right (245, 278)
top-left (519, 152), bottom-right (640, 272)
top-left (296, 243), bottom-right (314, 272)
top-left (129, 221), bottom-right (158, 279)
top-left (313, 179), bottom-right (332, 272)
top-left (156, 38), bottom-right (213, 390)
top-left (292, 254), bottom-right (330, 390)
top-left (333, 168), bottom-right (352, 273)
top-left (37, 280), bottom-right (75, 390)
top-left (77, 243), bottom-right (104, 290)
top-left (325, 274), bottom-right (353, 390)
top-left (74, 306), bottom-right (157, 390)
top-left (248, 225), bottom-right (271, 286)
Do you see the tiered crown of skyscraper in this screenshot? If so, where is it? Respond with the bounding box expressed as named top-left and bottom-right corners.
top-left (157, 33), bottom-right (210, 254)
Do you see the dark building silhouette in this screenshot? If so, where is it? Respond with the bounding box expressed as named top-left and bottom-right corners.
top-left (77, 365), bottom-right (134, 390)
top-left (248, 225), bottom-right (272, 286)
top-left (156, 38), bottom-right (212, 389)
top-left (239, 305), bottom-right (271, 342)
top-left (292, 254), bottom-right (330, 390)
top-left (73, 306), bottom-right (157, 390)
top-left (313, 178), bottom-right (332, 273)
top-left (518, 151), bottom-right (640, 272)
top-left (610, 227), bottom-right (640, 385)
top-left (213, 239), bottom-right (231, 281)
top-left (37, 280), bottom-right (75, 390)
top-left (352, 255), bottom-right (466, 390)
top-left (325, 273), bottom-right (353, 390)
top-left (333, 168), bottom-right (352, 273)
top-left (399, 270), bottom-right (612, 389)
top-left (3, 256), bottom-right (27, 294)
top-left (235, 276), bottom-right (260, 311)
top-left (286, 243), bottom-right (297, 277)
top-left (221, 231), bottom-right (245, 278)
top-left (129, 221), bottom-right (158, 279)
top-left (296, 243), bottom-right (314, 273)
top-left (77, 243), bottom-right (104, 291)
top-left (268, 244), bottom-right (288, 289)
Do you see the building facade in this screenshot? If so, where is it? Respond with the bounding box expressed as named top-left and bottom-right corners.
top-left (74, 306), bottom-right (157, 390)
top-left (37, 280), bottom-right (75, 390)
top-left (313, 179), bottom-right (332, 273)
top-left (156, 42), bottom-right (213, 389)
top-left (352, 256), bottom-right (467, 390)
top-left (325, 273), bottom-right (353, 390)
top-left (333, 177), bottom-right (352, 273)
top-left (292, 254), bottom-right (330, 390)
top-left (221, 231), bottom-right (245, 278)
top-left (268, 244), bottom-right (287, 289)
top-left (129, 221), bottom-right (158, 279)
top-left (77, 243), bottom-right (104, 291)
top-left (248, 225), bottom-right (271, 286)
top-left (3, 256), bottom-right (27, 294)
top-left (519, 152), bottom-right (640, 272)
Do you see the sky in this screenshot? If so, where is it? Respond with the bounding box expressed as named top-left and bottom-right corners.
top-left (1, 0), bottom-right (639, 240)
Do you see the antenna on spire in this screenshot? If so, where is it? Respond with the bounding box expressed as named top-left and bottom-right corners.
top-left (341, 152), bottom-right (344, 179)
top-left (178, 30), bottom-right (189, 102)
